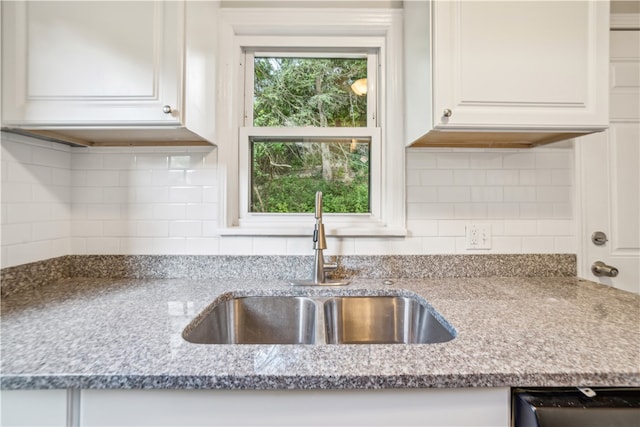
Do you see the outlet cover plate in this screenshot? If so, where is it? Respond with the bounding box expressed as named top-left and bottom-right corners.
top-left (466, 224), bottom-right (491, 250)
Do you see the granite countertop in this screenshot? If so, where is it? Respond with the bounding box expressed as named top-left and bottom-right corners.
top-left (1, 275), bottom-right (639, 390)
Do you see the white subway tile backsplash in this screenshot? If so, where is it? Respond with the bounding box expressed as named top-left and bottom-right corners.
top-left (85, 237), bottom-right (121, 254)
top-left (153, 204), bottom-right (187, 220)
top-left (86, 204), bottom-right (121, 221)
top-left (503, 152), bottom-right (535, 169)
top-left (169, 221), bottom-right (202, 237)
top-left (136, 187), bottom-right (169, 204)
top-left (553, 203), bottom-right (573, 219)
top-left (538, 220), bottom-right (574, 236)
top-left (406, 220), bottom-right (438, 237)
top-left (468, 153), bottom-right (503, 169)
top-left (7, 203), bottom-right (52, 223)
top-left (522, 237), bottom-right (555, 253)
top-left (185, 237), bottom-right (220, 255)
top-left (219, 236), bottom-right (254, 255)
top-left (503, 220), bottom-right (538, 236)
top-left (406, 151), bottom-right (437, 169)
top-left (102, 187), bottom-right (128, 204)
top-left (135, 154), bottom-right (169, 169)
top-left (535, 151), bottom-right (573, 169)
top-left (103, 154), bottom-right (136, 170)
top-left (554, 236), bottom-right (576, 253)
top-left (32, 146), bottom-right (70, 169)
top-left (169, 186), bottom-right (201, 203)
top-left (2, 183), bottom-right (32, 203)
top-left (170, 154), bottom-right (203, 169)
top-left (186, 169), bottom-right (217, 186)
top-left (73, 187), bottom-right (104, 203)
top-left (2, 223), bottom-right (32, 245)
top-left (422, 237), bottom-right (456, 254)
top-left (119, 170), bottom-right (153, 187)
top-left (453, 203), bottom-right (488, 219)
top-left (73, 221), bottom-right (104, 237)
top-left (504, 186), bottom-right (536, 202)
top-left (486, 170), bottom-right (519, 186)
top-left (490, 236), bottom-right (523, 253)
top-left (186, 203), bottom-right (217, 220)
top-left (486, 203), bottom-right (520, 218)
top-left (2, 135), bottom-right (578, 267)
top-left (253, 237), bottom-right (288, 255)
top-left (102, 221), bottom-right (134, 237)
top-left (406, 186), bottom-right (437, 203)
top-left (202, 220), bottom-right (218, 237)
top-left (471, 187), bottom-right (503, 202)
top-left (285, 237), bottom-right (309, 254)
top-left (536, 186), bottom-right (572, 203)
top-left (406, 169), bottom-right (421, 186)
top-left (552, 169), bottom-right (573, 185)
top-left (2, 139), bottom-right (33, 163)
top-left (32, 221), bottom-right (70, 241)
top-left (437, 153), bottom-right (469, 169)
top-left (407, 202), bottom-right (455, 220)
top-left (454, 170), bottom-right (486, 185)
top-left (202, 186), bottom-right (218, 203)
top-left (6, 240), bottom-right (54, 266)
top-left (354, 237), bottom-right (423, 255)
top-left (420, 170), bottom-right (454, 186)
top-left (438, 220), bottom-right (466, 236)
top-left (137, 220), bottom-right (169, 237)
top-left (83, 170), bottom-right (120, 187)
top-left (71, 152), bottom-right (103, 170)
top-left (438, 186), bottom-right (470, 203)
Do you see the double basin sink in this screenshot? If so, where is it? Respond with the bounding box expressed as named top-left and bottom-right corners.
top-left (183, 295), bottom-right (455, 345)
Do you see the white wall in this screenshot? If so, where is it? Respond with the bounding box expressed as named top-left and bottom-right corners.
top-left (1, 134), bottom-right (72, 267)
top-left (1, 132), bottom-right (575, 268)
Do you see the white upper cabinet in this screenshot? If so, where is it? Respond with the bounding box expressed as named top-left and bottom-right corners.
top-left (1, 1), bottom-right (217, 146)
top-left (406, 0), bottom-right (609, 148)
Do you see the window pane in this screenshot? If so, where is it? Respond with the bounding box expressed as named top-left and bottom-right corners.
top-left (253, 57), bottom-right (368, 127)
top-left (250, 136), bottom-right (370, 213)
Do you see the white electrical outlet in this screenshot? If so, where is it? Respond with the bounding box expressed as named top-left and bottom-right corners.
top-left (466, 224), bottom-right (491, 250)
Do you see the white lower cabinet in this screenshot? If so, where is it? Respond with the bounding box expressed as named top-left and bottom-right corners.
top-left (1, 389), bottom-right (68, 427)
top-left (1, 387), bottom-right (510, 426)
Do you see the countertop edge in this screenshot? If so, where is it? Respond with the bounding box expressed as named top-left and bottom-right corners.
top-left (3, 372), bottom-right (640, 391)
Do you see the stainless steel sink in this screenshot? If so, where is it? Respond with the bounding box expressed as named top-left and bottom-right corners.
top-left (324, 296), bottom-right (455, 344)
top-left (183, 296), bottom-right (317, 344)
top-left (183, 294), bottom-right (455, 345)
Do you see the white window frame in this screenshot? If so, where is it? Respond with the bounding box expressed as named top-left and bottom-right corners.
top-left (216, 8), bottom-right (405, 236)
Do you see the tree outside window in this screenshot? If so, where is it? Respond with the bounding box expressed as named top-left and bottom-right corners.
top-left (247, 54), bottom-right (374, 214)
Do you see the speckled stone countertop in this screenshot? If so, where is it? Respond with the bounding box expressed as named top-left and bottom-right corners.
top-left (2, 275), bottom-right (639, 390)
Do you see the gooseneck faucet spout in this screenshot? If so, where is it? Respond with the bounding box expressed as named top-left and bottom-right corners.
top-left (291, 192), bottom-right (349, 286)
top-left (313, 191), bottom-right (326, 250)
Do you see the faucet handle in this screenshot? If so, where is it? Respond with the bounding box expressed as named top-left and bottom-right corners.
top-left (315, 191), bottom-right (323, 219)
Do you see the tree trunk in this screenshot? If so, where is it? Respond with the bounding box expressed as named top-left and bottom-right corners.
top-left (316, 76), bottom-right (332, 181)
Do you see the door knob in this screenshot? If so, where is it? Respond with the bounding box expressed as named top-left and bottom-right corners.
top-left (591, 261), bottom-right (619, 277)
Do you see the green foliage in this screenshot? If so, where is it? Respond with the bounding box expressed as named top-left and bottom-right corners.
top-left (250, 56), bottom-right (370, 213)
top-left (252, 173), bottom-right (369, 214)
top-left (253, 57), bottom-right (367, 127)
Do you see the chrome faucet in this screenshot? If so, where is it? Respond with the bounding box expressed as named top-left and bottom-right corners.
top-left (291, 192), bottom-right (349, 286)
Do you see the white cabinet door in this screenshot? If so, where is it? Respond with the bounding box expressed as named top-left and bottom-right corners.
top-left (79, 388), bottom-right (510, 426)
top-left (0, 390), bottom-right (68, 426)
top-left (431, 0), bottom-right (608, 132)
top-left (577, 29), bottom-right (640, 294)
top-left (1, 1), bottom-right (182, 126)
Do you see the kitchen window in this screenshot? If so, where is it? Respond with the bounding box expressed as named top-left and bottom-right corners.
top-left (217, 8), bottom-right (405, 236)
top-left (242, 51), bottom-right (377, 216)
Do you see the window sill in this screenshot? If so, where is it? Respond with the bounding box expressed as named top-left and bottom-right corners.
top-left (217, 222), bottom-right (407, 237)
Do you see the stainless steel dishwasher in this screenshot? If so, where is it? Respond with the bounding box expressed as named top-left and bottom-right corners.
top-left (512, 387), bottom-right (640, 427)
